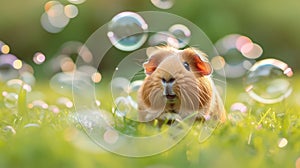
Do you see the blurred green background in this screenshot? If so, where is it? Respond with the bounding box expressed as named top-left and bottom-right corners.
top-left (0, 0), bottom-right (299, 71)
top-left (1, 1), bottom-right (300, 168)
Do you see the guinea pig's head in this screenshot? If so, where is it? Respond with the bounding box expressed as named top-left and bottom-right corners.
top-left (139, 46), bottom-right (213, 114)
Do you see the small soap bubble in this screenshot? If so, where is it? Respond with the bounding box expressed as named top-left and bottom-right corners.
top-left (68, 0), bottom-right (86, 4)
top-left (168, 24), bottom-right (191, 48)
top-left (4, 92), bottom-right (18, 109)
top-left (0, 54), bottom-right (20, 81)
top-left (148, 31), bottom-right (179, 48)
top-left (107, 11), bottom-right (148, 51)
top-left (6, 79), bottom-right (32, 92)
top-left (230, 102), bottom-right (247, 113)
top-left (49, 105), bottom-right (60, 114)
top-left (103, 129), bottom-right (119, 144)
top-left (3, 125), bottom-right (16, 135)
top-left (129, 80), bottom-right (144, 93)
top-left (41, 12), bottom-right (63, 33)
top-left (20, 72), bottom-right (36, 86)
top-left (111, 77), bottom-right (130, 94)
top-left (278, 138), bottom-right (288, 148)
top-left (64, 4), bottom-right (78, 19)
top-left (245, 59), bottom-right (293, 104)
top-left (24, 123), bottom-right (40, 128)
top-left (29, 100), bottom-right (49, 109)
top-left (57, 97), bottom-right (73, 108)
top-left (150, 0), bottom-right (174, 9)
top-left (114, 96), bottom-right (131, 117)
top-left (33, 52), bottom-right (46, 64)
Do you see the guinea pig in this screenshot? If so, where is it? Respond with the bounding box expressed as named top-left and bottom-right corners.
top-left (137, 46), bottom-right (226, 124)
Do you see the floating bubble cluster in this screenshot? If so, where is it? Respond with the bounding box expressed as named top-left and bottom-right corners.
top-left (107, 11), bottom-right (192, 51)
top-left (41, 1), bottom-right (82, 33)
top-left (107, 12), bottom-right (149, 51)
top-left (245, 58), bottom-right (293, 104)
top-left (214, 34), bottom-right (263, 78)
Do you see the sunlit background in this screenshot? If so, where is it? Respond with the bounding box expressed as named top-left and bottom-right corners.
top-left (1, 0), bottom-right (300, 168)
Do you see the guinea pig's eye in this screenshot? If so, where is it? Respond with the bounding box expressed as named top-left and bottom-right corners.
top-left (183, 62), bottom-right (190, 71)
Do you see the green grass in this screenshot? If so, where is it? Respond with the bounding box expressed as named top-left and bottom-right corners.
top-left (0, 76), bottom-right (300, 168)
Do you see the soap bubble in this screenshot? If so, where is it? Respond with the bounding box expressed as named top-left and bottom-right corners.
top-left (214, 34), bottom-right (263, 78)
top-left (245, 58), bottom-right (293, 104)
top-left (168, 24), bottom-right (191, 48)
top-left (6, 79), bottom-right (32, 92)
top-left (148, 31), bottom-right (179, 48)
top-left (68, 0), bottom-right (86, 4)
top-left (0, 54), bottom-right (20, 81)
top-left (4, 92), bottom-right (18, 109)
top-left (64, 4), bottom-right (78, 19)
top-left (107, 11), bottom-right (148, 51)
top-left (150, 0), bottom-right (174, 9)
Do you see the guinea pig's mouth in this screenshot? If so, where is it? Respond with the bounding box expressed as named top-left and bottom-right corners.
top-left (165, 94), bottom-right (177, 101)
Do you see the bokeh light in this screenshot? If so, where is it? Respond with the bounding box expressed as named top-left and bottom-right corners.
top-left (12, 59), bottom-right (22, 70)
top-left (278, 138), bottom-right (288, 148)
top-left (107, 11), bottom-right (148, 51)
top-left (0, 41), bottom-right (10, 54)
top-left (91, 72), bottom-right (102, 83)
top-left (150, 0), bottom-right (174, 9)
top-left (41, 1), bottom-right (81, 33)
top-left (245, 58), bottom-right (293, 104)
top-left (33, 52), bottom-right (46, 64)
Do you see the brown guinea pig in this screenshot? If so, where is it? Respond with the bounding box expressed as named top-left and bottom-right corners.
top-left (137, 46), bottom-right (226, 123)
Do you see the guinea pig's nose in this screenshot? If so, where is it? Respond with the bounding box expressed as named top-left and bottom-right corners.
top-left (161, 77), bottom-right (175, 84)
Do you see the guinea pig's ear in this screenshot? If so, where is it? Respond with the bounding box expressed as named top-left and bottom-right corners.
top-left (193, 55), bottom-right (212, 76)
top-left (143, 51), bottom-right (169, 75)
top-left (183, 48), bottom-right (212, 76)
top-left (143, 58), bottom-right (156, 75)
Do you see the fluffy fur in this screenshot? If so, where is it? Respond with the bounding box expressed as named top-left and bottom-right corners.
top-left (138, 46), bottom-right (226, 123)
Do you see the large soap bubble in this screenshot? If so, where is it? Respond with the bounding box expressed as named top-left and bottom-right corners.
top-left (73, 11), bottom-right (226, 157)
